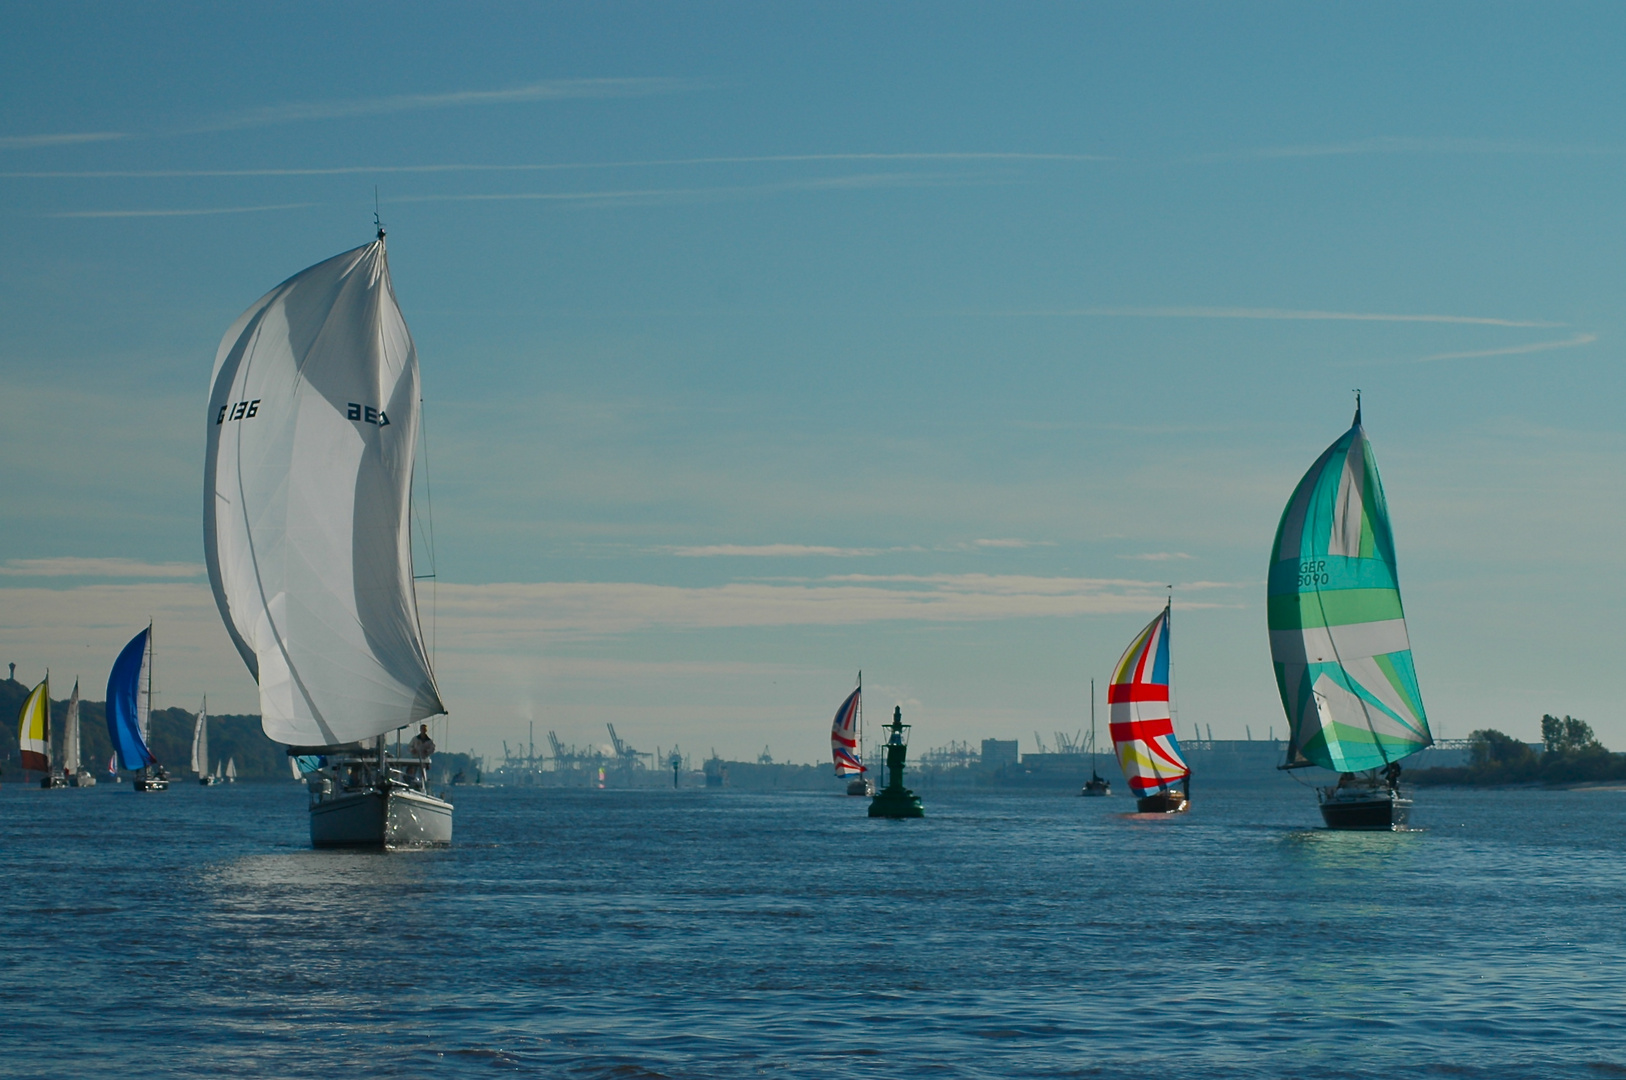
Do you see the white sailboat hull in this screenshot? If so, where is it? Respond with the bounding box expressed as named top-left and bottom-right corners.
top-left (310, 786), bottom-right (453, 848)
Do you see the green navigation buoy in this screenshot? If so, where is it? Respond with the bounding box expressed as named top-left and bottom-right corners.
top-left (868, 705), bottom-right (924, 818)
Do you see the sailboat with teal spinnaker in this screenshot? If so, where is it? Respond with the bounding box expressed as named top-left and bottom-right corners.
top-left (1268, 396), bottom-right (1432, 829)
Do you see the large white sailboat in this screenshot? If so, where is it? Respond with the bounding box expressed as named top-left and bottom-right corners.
top-left (203, 226), bottom-right (451, 848)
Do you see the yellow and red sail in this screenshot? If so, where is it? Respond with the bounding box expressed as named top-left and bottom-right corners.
top-left (17, 676), bottom-right (50, 774)
top-left (1108, 605), bottom-right (1189, 795)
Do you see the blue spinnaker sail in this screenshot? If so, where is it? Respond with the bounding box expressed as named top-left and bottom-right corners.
top-left (106, 627), bottom-right (156, 771)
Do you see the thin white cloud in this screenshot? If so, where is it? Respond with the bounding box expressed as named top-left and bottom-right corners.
top-left (673, 544), bottom-right (883, 558)
top-left (44, 202), bottom-right (315, 219)
top-left (178, 78), bottom-right (701, 135)
top-left (0, 557), bottom-right (204, 578)
top-left (1197, 137), bottom-right (1619, 162)
top-left (0, 131), bottom-right (129, 149)
top-left (389, 171), bottom-right (1010, 209)
top-left (0, 81), bottom-right (698, 152)
top-left (972, 538), bottom-right (1049, 548)
top-left (427, 574), bottom-right (1246, 642)
top-left (1118, 552), bottom-right (1195, 561)
top-left (1414, 332), bottom-right (1597, 363)
top-left (1, 152), bottom-right (1109, 179)
top-left (988, 306), bottom-right (1559, 328)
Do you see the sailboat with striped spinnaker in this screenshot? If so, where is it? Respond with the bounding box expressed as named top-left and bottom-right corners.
top-left (1109, 601), bottom-right (1191, 814)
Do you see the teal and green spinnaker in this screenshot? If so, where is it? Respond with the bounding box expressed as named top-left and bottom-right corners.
top-left (1268, 407), bottom-right (1432, 773)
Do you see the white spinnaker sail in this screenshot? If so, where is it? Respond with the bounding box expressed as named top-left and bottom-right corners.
top-left (204, 238), bottom-right (444, 746)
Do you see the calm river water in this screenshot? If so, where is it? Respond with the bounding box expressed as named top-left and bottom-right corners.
top-left (3, 780), bottom-right (1624, 1078)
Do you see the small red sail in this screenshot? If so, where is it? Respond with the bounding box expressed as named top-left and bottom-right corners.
top-left (830, 687), bottom-right (865, 776)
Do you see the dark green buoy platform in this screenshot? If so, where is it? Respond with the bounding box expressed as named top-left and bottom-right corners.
top-left (868, 706), bottom-right (924, 818)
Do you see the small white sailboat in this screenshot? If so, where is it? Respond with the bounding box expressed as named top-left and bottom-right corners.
top-left (204, 225), bottom-right (450, 847)
top-left (830, 673), bottom-right (872, 796)
top-left (224, 757), bottom-right (237, 783)
top-left (1080, 678), bottom-right (1111, 797)
top-left (63, 680), bottom-right (94, 786)
top-left (106, 625), bottom-right (169, 791)
top-left (193, 697), bottom-right (220, 785)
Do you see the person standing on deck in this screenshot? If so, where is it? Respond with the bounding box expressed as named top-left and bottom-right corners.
top-left (408, 724), bottom-right (436, 787)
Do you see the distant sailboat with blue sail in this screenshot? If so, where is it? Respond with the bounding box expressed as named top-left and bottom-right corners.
top-left (1269, 396), bottom-right (1433, 829)
top-left (1109, 601), bottom-right (1190, 814)
top-left (831, 674), bottom-right (871, 796)
top-left (107, 623), bottom-right (168, 792)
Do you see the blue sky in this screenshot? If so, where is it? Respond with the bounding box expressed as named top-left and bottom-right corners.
top-left (3, 3), bottom-right (1624, 764)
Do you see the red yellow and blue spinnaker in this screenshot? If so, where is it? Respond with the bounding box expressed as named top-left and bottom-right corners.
top-left (1109, 603), bottom-right (1190, 796)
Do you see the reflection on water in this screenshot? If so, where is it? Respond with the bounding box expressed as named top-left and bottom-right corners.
top-left (4, 780), bottom-right (1626, 1078)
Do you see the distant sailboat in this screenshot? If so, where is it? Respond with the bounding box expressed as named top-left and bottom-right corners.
top-left (193, 697), bottom-right (220, 785)
top-left (1269, 398), bottom-right (1432, 829)
top-left (204, 228), bottom-right (450, 847)
top-left (1109, 602), bottom-right (1191, 814)
top-left (1081, 678), bottom-right (1111, 796)
top-left (107, 624), bottom-right (168, 791)
top-left (831, 673), bottom-right (872, 796)
top-left (63, 680), bottom-right (93, 786)
top-left (224, 757), bottom-right (237, 783)
top-left (17, 675), bottom-right (52, 785)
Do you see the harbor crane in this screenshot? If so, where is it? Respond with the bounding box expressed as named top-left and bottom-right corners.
top-left (606, 724), bottom-right (652, 770)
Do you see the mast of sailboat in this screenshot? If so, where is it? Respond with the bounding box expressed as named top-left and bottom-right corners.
top-left (1090, 677), bottom-right (1097, 777)
top-left (144, 620), bottom-right (154, 780)
top-left (857, 669), bottom-right (862, 772)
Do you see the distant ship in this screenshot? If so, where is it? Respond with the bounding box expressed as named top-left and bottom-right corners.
top-left (1269, 397), bottom-right (1433, 829)
top-left (204, 227), bottom-right (450, 848)
top-left (830, 673), bottom-right (872, 796)
top-left (1109, 601), bottom-right (1191, 814)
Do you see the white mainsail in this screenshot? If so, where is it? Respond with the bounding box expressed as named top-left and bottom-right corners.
top-left (225, 757), bottom-right (238, 781)
top-left (63, 680), bottom-right (80, 774)
top-left (203, 237), bottom-right (444, 747)
top-left (191, 696), bottom-right (209, 776)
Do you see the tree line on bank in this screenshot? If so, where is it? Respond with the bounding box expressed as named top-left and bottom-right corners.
top-left (1411, 715), bottom-right (1626, 786)
top-left (0, 677), bottom-right (478, 784)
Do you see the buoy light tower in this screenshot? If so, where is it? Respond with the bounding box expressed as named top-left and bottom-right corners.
top-left (867, 705), bottom-right (924, 818)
